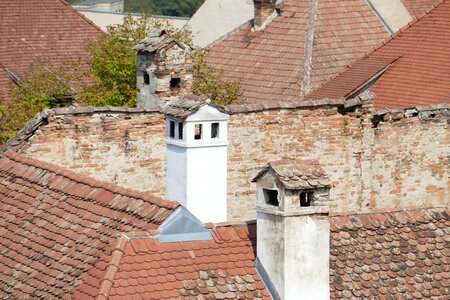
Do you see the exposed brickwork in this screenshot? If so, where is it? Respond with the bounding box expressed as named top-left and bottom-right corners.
top-left (368, 110), bottom-right (449, 210)
top-left (19, 112), bottom-right (167, 195)
top-left (14, 105), bottom-right (449, 221)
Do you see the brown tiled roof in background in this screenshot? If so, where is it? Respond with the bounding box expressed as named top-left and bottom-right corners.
top-left (82, 223), bottom-right (270, 299)
top-left (330, 207), bottom-right (449, 299)
top-left (308, 0), bottom-right (450, 110)
top-left (0, 150), bottom-right (178, 299)
top-left (0, 0), bottom-right (103, 104)
top-left (402, 0), bottom-right (443, 16)
top-left (206, 0), bottom-right (389, 104)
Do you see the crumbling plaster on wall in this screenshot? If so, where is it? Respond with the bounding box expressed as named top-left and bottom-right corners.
top-left (16, 105), bottom-right (449, 221)
top-left (21, 112), bottom-right (167, 195)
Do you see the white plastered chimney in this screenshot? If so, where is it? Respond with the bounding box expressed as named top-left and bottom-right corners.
top-left (253, 159), bottom-right (331, 300)
top-left (164, 99), bottom-right (228, 223)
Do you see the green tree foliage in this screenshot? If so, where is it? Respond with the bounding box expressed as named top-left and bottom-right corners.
top-left (0, 14), bottom-right (240, 144)
top-left (0, 61), bottom-right (74, 143)
top-left (125, 0), bottom-right (205, 17)
top-left (192, 50), bottom-right (240, 106)
top-left (78, 13), bottom-right (193, 107)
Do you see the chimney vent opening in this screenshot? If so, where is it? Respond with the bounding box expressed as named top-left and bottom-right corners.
top-left (178, 122), bottom-right (183, 140)
top-left (170, 77), bottom-right (181, 89)
top-left (169, 121), bottom-right (175, 138)
top-left (263, 189), bottom-right (279, 206)
top-left (211, 122), bottom-right (220, 138)
top-left (194, 124), bottom-right (203, 140)
top-left (300, 191), bottom-right (313, 207)
top-left (143, 72), bottom-right (150, 85)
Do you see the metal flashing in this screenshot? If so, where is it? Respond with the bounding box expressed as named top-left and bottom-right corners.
top-left (158, 206), bottom-right (212, 243)
top-left (255, 257), bottom-right (280, 300)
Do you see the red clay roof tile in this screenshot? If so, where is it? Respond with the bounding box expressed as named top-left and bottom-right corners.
top-left (402, 0), bottom-right (443, 16)
top-left (308, 0), bottom-right (450, 109)
top-left (0, 0), bottom-right (103, 104)
top-left (330, 206), bottom-right (449, 299)
top-left (0, 151), bottom-right (178, 299)
top-left (207, 0), bottom-right (389, 104)
top-left (86, 207), bottom-right (449, 299)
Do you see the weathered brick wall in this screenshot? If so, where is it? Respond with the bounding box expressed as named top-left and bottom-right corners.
top-left (17, 106), bottom-right (449, 221)
top-left (226, 108), bottom-right (449, 220)
top-left (20, 112), bottom-right (167, 196)
top-left (367, 111), bottom-right (449, 210)
top-left (226, 107), bottom-right (365, 220)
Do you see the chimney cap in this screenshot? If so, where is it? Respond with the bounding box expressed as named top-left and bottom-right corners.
top-left (132, 30), bottom-right (189, 53)
top-left (252, 159), bottom-right (331, 190)
top-left (163, 96), bottom-right (227, 120)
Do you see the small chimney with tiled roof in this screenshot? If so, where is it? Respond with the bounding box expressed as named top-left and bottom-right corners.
top-left (163, 97), bottom-right (229, 223)
top-left (252, 159), bottom-right (331, 300)
top-left (253, 0), bottom-right (277, 30)
top-left (133, 30), bottom-right (193, 109)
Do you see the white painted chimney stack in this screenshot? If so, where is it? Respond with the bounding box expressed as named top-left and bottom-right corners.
top-left (253, 159), bottom-right (331, 300)
top-left (164, 99), bottom-right (228, 223)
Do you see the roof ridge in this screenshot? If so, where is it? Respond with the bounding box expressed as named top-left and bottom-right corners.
top-left (59, 0), bottom-right (105, 34)
top-left (1, 107), bottom-right (160, 151)
top-left (97, 235), bottom-right (129, 299)
top-left (2, 150), bottom-right (179, 210)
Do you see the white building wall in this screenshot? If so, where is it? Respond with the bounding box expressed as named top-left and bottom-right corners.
top-left (284, 215), bottom-right (329, 300)
top-left (368, 0), bottom-right (412, 33)
top-left (256, 212), bottom-right (285, 297)
top-left (166, 144), bottom-right (187, 206)
top-left (78, 11), bottom-right (189, 32)
top-left (257, 211), bottom-right (330, 300)
top-left (186, 145), bottom-right (228, 223)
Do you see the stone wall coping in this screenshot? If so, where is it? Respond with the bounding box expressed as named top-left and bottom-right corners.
top-left (2, 100), bottom-right (448, 152)
top-left (256, 205), bottom-right (330, 217)
top-left (373, 103), bottom-right (449, 117)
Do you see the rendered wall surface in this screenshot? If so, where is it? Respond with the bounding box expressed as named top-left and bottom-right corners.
top-left (17, 107), bottom-right (449, 221)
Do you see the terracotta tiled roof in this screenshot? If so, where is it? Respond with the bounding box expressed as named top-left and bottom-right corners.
top-left (308, 0), bottom-right (450, 110)
top-left (82, 222), bottom-right (270, 299)
top-left (70, 206), bottom-right (450, 299)
top-left (330, 206), bottom-right (449, 299)
top-left (206, 0), bottom-right (389, 104)
top-left (0, 150), bottom-right (178, 299)
top-left (0, 0), bottom-right (103, 103)
top-left (402, 0), bottom-right (443, 17)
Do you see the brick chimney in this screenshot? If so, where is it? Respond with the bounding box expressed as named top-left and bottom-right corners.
top-left (253, 0), bottom-right (277, 29)
top-left (252, 159), bottom-right (331, 299)
top-left (133, 31), bottom-right (192, 109)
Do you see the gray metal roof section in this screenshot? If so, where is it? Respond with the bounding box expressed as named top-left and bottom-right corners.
top-left (158, 206), bottom-right (212, 243)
